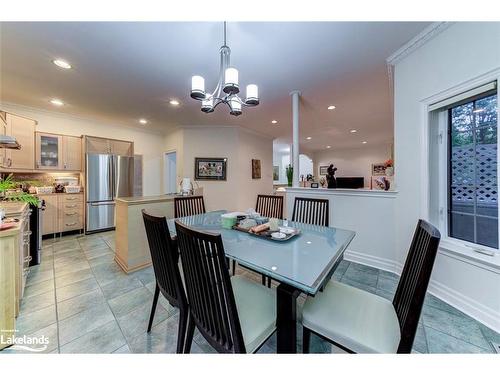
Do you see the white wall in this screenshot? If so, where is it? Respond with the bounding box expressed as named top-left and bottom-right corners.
top-left (0, 103), bottom-right (165, 196)
top-left (393, 22), bottom-right (500, 331)
top-left (166, 126), bottom-right (274, 212)
top-left (313, 144), bottom-right (391, 187)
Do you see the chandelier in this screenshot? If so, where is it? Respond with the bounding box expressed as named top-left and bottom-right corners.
top-left (190, 22), bottom-right (259, 116)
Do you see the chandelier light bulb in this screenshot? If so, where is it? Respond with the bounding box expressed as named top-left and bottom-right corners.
top-left (245, 84), bottom-right (259, 105)
top-left (201, 96), bottom-right (214, 113)
top-left (223, 67), bottom-right (239, 94)
top-left (229, 98), bottom-right (242, 116)
top-left (191, 76), bottom-right (205, 99)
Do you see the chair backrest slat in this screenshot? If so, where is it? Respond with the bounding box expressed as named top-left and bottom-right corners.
top-left (393, 219), bottom-right (440, 353)
top-left (291, 197), bottom-right (329, 226)
top-left (141, 210), bottom-right (187, 310)
top-left (175, 220), bottom-right (246, 353)
top-left (256, 194), bottom-right (284, 219)
top-left (174, 195), bottom-right (206, 218)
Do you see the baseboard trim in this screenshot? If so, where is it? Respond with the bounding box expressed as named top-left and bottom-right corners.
top-left (344, 250), bottom-right (500, 333)
top-left (344, 250), bottom-right (402, 275)
top-left (427, 279), bottom-right (500, 333)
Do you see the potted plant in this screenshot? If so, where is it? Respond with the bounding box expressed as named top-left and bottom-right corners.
top-left (285, 164), bottom-right (293, 187)
top-left (0, 174), bottom-right (39, 206)
top-left (384, 159), bottom-right (394, 176)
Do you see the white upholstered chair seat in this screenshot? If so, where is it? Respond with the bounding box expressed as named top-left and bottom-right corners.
top-left (231, 275), bottom-right (277, 353)
top-left (302, 280), bottom-right (401, 353)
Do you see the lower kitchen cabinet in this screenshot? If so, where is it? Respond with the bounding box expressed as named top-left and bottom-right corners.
top-left (39, 193), bottom-right (84, 235)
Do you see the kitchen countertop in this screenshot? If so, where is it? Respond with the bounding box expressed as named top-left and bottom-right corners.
top-left (115, 194), bottom-right (180, 205)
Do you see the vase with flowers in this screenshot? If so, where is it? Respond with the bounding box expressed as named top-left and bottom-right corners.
top-left (384, 159), bottom-right (394, 176)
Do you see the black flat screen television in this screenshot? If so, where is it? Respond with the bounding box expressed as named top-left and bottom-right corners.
top-left (335, 177), bottom-right (364, 189)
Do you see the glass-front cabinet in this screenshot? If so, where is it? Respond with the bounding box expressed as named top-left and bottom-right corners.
top-left (36, 132), bottom-right (63, 169)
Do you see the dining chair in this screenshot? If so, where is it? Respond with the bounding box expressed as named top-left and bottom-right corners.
top-left (175, 220), bottom-right (277, 353)
top-left (174, 195), bottom-right (206, 218)
top-left (291, 197), bottom-right (329, 227)
top-left (142, 210), bottom-right (189, 354)
top-left (232, 194), bottom-right (284, 281)
top-left (301, 219), bottom-right (441, 353)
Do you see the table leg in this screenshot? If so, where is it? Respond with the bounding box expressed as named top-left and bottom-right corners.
top-left (276, 283), bottom-right (300, 353)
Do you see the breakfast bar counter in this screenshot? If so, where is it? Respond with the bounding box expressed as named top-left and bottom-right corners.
top-left (114, 195), bottom-right (177, 273)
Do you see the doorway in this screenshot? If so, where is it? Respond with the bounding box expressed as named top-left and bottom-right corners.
top-left (163, 151), bottom-right (177, 194)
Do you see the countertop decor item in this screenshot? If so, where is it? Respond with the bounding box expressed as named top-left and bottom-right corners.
top-left (286, 164), bottom-right (293, 187)
top-left (195, 157), bottom-right (227, 181)
top-left (0, 174), bottom-right (39, 206)
top-left (190, 22), bottom-right (259, 116)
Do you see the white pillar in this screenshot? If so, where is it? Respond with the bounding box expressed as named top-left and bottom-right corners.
top-left (290, 90), bottom-right (301, 187)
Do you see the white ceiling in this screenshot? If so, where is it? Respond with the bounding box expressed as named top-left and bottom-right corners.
top-left (0, 22), bottom-right (430, 151)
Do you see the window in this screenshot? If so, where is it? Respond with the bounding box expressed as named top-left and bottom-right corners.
top-left (448, 91), bottom-right (498, 248)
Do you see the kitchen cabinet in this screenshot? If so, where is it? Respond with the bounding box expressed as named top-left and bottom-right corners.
top-left (62, 135), bottom-right (82, 171)
top-left (0, 229), bottom-right (18, 350)
top-left (85, 135), bottom-right (133, 156)
top-left (39, 193), bottom-right (83, 235)
top-left (35, 132), bottom-right (82, 171)
top-left (0, 112), bottom-right (7, 168)
top-left (41, 194), bottom-right (58, 235)
top-left (4, 113), bottom-right (36, 170)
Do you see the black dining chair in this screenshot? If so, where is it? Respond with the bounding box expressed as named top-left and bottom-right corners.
top-left (175, 220), bottom-right (277, 353)
top-left (291, 197), bottom-right (329, 226)
top-left (174, 195), bottom-right (206, 218)
top-left (256, 194), bottom-right (284, 219)
top-left (142, 210), bottom-right (189, 354)
top-left (301, 219), bottom-right (441, 353)
top-left (232, 194), bottom-right (285, 281)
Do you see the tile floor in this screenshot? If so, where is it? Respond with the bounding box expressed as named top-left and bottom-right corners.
top-left (2, 231), bottom-right (499, 354)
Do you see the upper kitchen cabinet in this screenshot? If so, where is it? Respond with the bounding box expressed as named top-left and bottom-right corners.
top-left (35, 132), bottom-right (82, 171)
top-left (0, 112), bottom-right (7, 168)
top-left (62, 135), bottom-right (82, 171)
top-left (85, 135), bottom-right (133, 156)
top-left (35, 132), bottom-right (63, 170)
top-left (4, 113), bottom-right (36, 170)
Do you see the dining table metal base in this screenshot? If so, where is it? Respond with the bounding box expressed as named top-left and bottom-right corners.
top-left (276, 283), bottom-right (301, 353)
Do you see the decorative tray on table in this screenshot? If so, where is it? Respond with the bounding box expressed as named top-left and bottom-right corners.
top-left (232, 223), bottom-right (301, 242)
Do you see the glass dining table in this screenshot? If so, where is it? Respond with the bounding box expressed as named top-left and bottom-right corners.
top-left (167, 210), bottom-right (356, 353)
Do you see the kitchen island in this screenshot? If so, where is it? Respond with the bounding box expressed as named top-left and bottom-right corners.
top-left (114, 195), bottom-right (178, 273)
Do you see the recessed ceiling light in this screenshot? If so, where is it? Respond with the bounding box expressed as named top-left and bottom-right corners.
top-left (169, 99), bottom-right (180, 106)
top-left (306, 136), bottom-right (312, 140)
top-left (50, 98), bottom-right (64, 106)
top-left (271, 120), bottom-right (278, 124)
top-left (327, 105), bottom-right (336, 110)
top-left (362, 141), bottom-right (368, 144)
top-left (350, 129), bottom-right (357, 133)
top-left (52, 59), bottom-right (72, 69)
top-left (326, 146), bottom-right (331, 149)
top-left (139, 119), bottom-right (148, 125)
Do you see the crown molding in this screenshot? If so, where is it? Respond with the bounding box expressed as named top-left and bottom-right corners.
top-left (386, 22), bottom-right (454, 66)
top-left (0, 101), bottom-right (167, 136)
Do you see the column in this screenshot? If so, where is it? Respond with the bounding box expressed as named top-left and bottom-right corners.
top-left (290, 90), bottom-right (301, 187)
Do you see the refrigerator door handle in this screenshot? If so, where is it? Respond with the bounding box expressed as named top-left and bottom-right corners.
top-left (109, 154), bottom-right (115, 199)
top-left (90, 202), bottom-right (115, 206)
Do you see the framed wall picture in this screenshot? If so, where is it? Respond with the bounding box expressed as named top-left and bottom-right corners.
top-left (273, 166), bottom-right (279, 181)
top-left (252, 159), bottom-right (261, 179)
top-left (194, 157), bottom-right (227, 180)
top-left (319, 166), bottom-right (329, 175)
top-left (371, 163), bottom-right (387, 176)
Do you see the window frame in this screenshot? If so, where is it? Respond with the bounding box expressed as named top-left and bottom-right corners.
top-left (446, 90), bottom-right (498, 249)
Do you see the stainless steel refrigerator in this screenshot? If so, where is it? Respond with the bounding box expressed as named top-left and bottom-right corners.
top-left (86, 154), bottom-right (133, 233)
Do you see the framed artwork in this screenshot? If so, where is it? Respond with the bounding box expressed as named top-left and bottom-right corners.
top-left (319, 166), bottom-right (329, 175)
top-left (194, 157), bottom-right (227, 180)
top-left (371, 163), bottom-right (387, 176)
top-left (252, 159), bottom-right (261, 179)
top-left (273, 166), bottom-right (279, 181)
